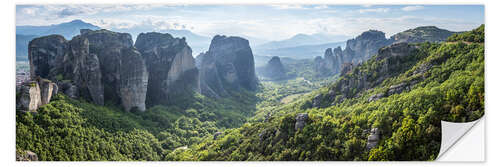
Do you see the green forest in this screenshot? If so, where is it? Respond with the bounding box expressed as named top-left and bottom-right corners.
top-left (16, 25), bottom-right (484, 161)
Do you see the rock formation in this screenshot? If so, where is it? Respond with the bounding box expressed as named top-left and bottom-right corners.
top-left (390, 26), bottom-right (454, 43)
top-left (260, 56), bottom-right (287, 80)
top-left (16, 150), bottom-right (38, 161)
top-left (135, 32), bottom-right (199, 106)
top-left (16, 77), bottom-right (58, 112)
top-left (313, 27), bottom-right (451, 77)
top-left (313, 42), bottom-right (419, 107)
top-left (314, 30), bottom-right (392, 77)
top-left (366, 128), bottom-right (381, 150)
top-left (199, 35), bottom-right (258, 97)
top-left (28, 35), bottom-right (67, 79)
top-left (28, 29), bottom-right (148, 112)
top-left (295, 113), bottom-right (309, 130)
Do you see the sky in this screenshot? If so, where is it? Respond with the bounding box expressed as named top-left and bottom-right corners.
top-left (16, 4), bottom-right (484, 41)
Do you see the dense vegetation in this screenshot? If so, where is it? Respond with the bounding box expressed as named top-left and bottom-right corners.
top-left (164, 25), bottom-right (484, 161)
top-left (16, 25), bottom-right (484, 161)
top-left (447, 24), bottom-right (484, 43)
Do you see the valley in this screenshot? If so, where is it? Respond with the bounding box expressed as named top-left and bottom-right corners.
top-left (15, 20), bottom-right (484, 161)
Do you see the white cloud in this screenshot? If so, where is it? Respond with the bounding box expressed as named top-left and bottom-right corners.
top-left (402, 5), bottom-right (424, 11)
top-left (21, 7), bottom-right (38, 16)
top-left (270, 5), bottom-right (306, 10)
top-left (313, 5), bottom-right (329, 10)
top-left (358, 8), bottom-right (390, 13)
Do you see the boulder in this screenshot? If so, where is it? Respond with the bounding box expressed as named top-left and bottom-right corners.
top-left (38, 77), bottom-right (58, 105)
top-left (16, 150), bottom-right (38, 161)
top-left (16, 81), bottom-right (41, 112)
top-left (16, 78), bottom-right (58, 112)
top-left (368, 93), bottom-right (385, 102)
top-left (213, 132), bottom-right (223, 140)
top-left (366, 128), bottom-right (381, 150)
top-left (295, 113), bottom-right (309, 130)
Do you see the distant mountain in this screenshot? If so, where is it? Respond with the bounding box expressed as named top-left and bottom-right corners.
top-left (254, 41), bottom-right (346, 59)
top-left (17, 19), bottom-right (100, 39)
top-left (255, 33), bottom-right (350, 50)
top-left (16, 19), bottom-right (100, 61)
top-left (390, 26), bottom-right (456, 43)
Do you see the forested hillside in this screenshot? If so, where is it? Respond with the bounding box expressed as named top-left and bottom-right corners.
top-left (16, 25), bottom-right (484, 161)
top-left (163, 25), bottom-right (484, 161)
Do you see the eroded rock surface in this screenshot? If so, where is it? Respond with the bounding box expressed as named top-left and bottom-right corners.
top-left (135, 32), bottom-right (199, 106)
top-left (199, 35), bottom-right (258, 97)
top-left (28, 29), bottom-right (148, 111)
top-left (16, 77), bottom-right (58, 112)
top-left (295, 113), bottom-right (309, 130)
top-left (366, 128), bottom-right (381, 150)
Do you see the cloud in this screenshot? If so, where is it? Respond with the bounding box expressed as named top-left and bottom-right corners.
top-left (313, 5), bottom-right (329, 10)
top-left (402, 5), bottom-right (424, 11)
top-left (270, 4), bottom-right (329, 10)
top-left (358, 8), bottom-right (390, 13)
top-left (21, 7), bottom-right (38, 16)
top-left (270, 4), bottom-right (307, 10)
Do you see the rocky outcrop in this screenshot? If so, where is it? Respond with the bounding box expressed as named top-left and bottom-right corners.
top-left (199, 35), bottom-right (258, 97)
top-left (259, 56), bottom-right (287, 80)
top-left (16, 150), bottom-right (38, 161)
top-left (295, 113), bottom-right (309, 130)
top-left (28, 35), bottom-right (66, 80)
top-left (390, 26), bottom-right (454, 44)
top-left (314, 30), bottom-right (392, 77)
top-left (345, 30), bottom-right (393, 63)
top-left (16, 77), bottom-right (58, 112)
top-left (135, 32), bottom-right (199, 106)
top-left (314, 27), bottom-right (453, 77)
top-left (17, 81), bottom-right (41, 112)
top-left (28, 29), bottom-right (148, 112)
top-left (314, 42), bottom-right (420, 107)
top-left (366, 128), bottom-right (381, 150)
top-left (119, 48), bottom-right (148, 111)
top-left (213, 132), bottom-right (223, 140)
top-left (64, 35), bottom-right (104, 105)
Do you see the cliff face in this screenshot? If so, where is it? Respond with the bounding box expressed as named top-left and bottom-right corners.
top-left (28, 29), bottom-right (148, 112)
top-left (199, 35), bottom-right (258, 97)
top-left (28, 35), bottom-right (67, 79)
top-left (313, 27), bottom-right (455, 77)
top-left (135, 32), bottom-right (199, 106)
top-left (314, 30), bottom-right (392, 77)
top-left (345, 30), bottom-right (393, 63)
top-left (313, 42), bottom-right (418, 107)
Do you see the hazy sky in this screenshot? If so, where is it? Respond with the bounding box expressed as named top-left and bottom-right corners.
top-left (16, 5), bottom-right (484, 41)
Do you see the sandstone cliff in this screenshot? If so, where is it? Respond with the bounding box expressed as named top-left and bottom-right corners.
top-left (28, 29), bottom-right (148, 112)
top-left (312, 42), bottom-right (418, 107)
top-left (135, 32), bottom-right (199, 106)
top-left (199, 35), bottom-right (258, 97)
top-left (313, 30), bottom-right (391, 77)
